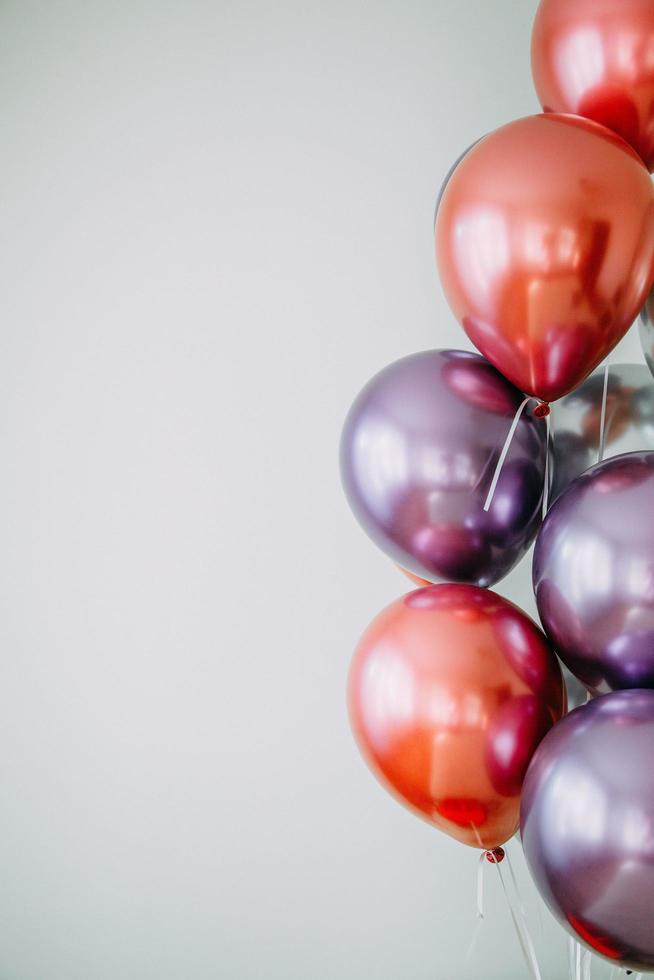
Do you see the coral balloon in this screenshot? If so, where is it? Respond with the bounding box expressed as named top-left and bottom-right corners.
top-left (532, 0), bottom-right (654, 172)
top-left (550, 363), bottom-right (654, 502)
top-left (522, 691), bottom-right (654, 971)
top-left (435, 114), bottom-right (654, 403)
top-left (534, 452), bottom-right (654, 695)
top-left (349, 584), bottom-right (565, 850)
top-left (340, 350), bottom-right (547, 587)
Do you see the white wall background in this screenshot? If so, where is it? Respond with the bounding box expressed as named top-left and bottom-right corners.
top-left (0, 2), bottom-right (643, 978)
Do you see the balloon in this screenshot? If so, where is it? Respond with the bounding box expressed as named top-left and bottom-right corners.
top-left (532, 0), bottom-right (654, 172)
top-left (639, 285), bottom-right (654, 379)
top-left (349, 584), bottom-right (565, 850)
top-left (534, 451), bottom-right (654, 695)
top-left (550, 362), bottom-right (654, 502)
top-left (521, 690), bottom-right (654, 971)
top-left (435, 114), bottom-right (654, 403)
top-left (340, 349), bottom-right (547, 587)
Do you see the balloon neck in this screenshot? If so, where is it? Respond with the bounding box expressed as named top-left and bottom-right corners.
top-left (533, 401), bottom-right (550, 419)
top-left (485, 846), bottom-right (505, 864)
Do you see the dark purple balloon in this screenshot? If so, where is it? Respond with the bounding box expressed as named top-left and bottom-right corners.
top-left (534, 452), bottom-right (654, 695)
top-left (340, 350), bottom-right (547, 587)
top-left (521, 690), bottom-right (654, 972)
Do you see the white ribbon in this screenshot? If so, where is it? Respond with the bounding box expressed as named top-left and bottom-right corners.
top-left (598, 362), bottom-right (610, 464)
top-left (542, 410), bottom-right (551, 518)
top-left (490, 851), bottom-right (543, 980)
top-left (465, 852), bottom-right (488, 963)
top-left (484, 397), bottom-right (532, 512)
top-left (568, 937), bottom-right (595, 980)
top-left (466, 843), bottom-right (544, 980)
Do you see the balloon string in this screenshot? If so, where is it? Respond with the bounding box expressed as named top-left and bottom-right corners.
top-left (489, 850), bottom-right (543, 980)
top-left (569, 939), bottom-right (594, 980)
top-left (484, 397), bottom-right (532, 512)
top-left (476, 849), bottom-right (485, 919)
top-left (542, 411), bottom-right (551, 518)
top-left (465, 852), bottom-right (488, 964)
top-left (598, 362), bottom-right (610, 464)
top-left (582, 946), bottom-right (592, 980)
top-left (504, 846), bottom-right (526, 917)
top-left (568, 937), bottom-right (577, 980)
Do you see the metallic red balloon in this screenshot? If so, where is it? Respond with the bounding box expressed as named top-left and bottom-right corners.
top-left (435, 114), bottom-right (654, 403)
top-left (532, 0), bottom-right (654, 172)
top-left (348, 584), bottom-right (565, 850)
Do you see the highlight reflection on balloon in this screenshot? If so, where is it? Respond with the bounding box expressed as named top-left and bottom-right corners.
top-left (349, 584), bottom-right (565, 850)
top-left (435, 114), bottom-right (654, 403)
top-left (532, 0), bottom-right (654, 171)
top-left (550, 362), bottom-right (654, 502)
top-left (522, 691), bottom-right (654, 972)
top-left (340, 350), bottom-right (547, 587)
top-left (534, 452), bottom-right (654, 695)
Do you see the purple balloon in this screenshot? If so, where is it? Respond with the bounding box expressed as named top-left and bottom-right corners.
top-left (521, 690), bottom-right (654, 971)
top-left (534, 452), bottom-right (654, 695)
top-left (340, 349), bottom-right (547, 586)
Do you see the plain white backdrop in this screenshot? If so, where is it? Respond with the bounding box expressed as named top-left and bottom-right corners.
top-left (0, 1), bottom-right (644, 977)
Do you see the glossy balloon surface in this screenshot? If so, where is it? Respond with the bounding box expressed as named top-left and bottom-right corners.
top-left (349, 584), bottom-right (565, 850)
top-left (532, 0), bottom-right (654, 171)
top-left (340, 350), bottom-right (547, 587)
top-left (522, 690), bottom-right (654, 971)
top-left (551, 362), bottom-right (654, 502)
top-left (534, 452), bottom-right (654, 695)
top-left (435, 114), bottom-right (654, 402)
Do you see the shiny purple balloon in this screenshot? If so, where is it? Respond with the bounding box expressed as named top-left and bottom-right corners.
top-left (521, 690), bottom-right (654, 971)
top-left (340, 349), bottom-right (547, 586)
top-left (534, 452), bottom-right (654, 695)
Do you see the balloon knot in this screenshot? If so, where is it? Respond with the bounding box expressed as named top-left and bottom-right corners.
top-left (485, 846), bottom-right (505, 864)
top-left (533, 401), bottom-right (550, 419)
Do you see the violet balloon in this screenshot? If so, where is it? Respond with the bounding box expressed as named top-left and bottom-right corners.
top-left (534, 451), bottom-right (654, 695)
top-left (341, 350), bottom-right (547, 587)
top-left (521, 690), bottom-right (654, 972)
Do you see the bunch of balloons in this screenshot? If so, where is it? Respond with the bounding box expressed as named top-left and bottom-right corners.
top-left (341, 1), bottom-right (654, 973)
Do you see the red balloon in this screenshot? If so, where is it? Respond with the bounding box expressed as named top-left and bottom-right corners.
top-left (348, 584), bottom-right (565, 850)
top-left (435, 114), bottom-right (654, 403)
top-left (532, 0), bottom-right (654, 172)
